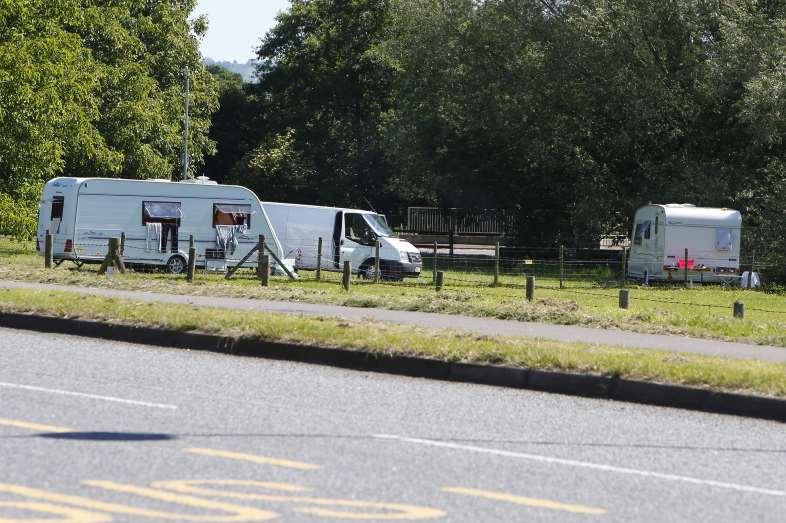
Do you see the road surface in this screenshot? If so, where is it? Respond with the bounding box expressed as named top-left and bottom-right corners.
top-left (1, 327), bottom-right (785, 521)
top-left (2, 280), bottom-right (785, 363)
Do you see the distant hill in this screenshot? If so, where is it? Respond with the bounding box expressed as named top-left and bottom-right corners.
top-left (204, 58), bottom-right (259, 83)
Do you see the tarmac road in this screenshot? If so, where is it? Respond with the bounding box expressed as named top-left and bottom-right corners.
top-left (1, 279), bottom-right (785, 363)
top-left (1, 327), bottom-right (786, 522)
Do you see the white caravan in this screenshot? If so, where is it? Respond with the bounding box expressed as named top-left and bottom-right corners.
top-left (627, 203), bottom-right (741, 283)
top-left (262, 202), bottom-right (423, 279)
top-left (37, 177), bottom-right (287, 273)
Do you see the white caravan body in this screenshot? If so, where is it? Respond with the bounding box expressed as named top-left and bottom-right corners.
top-left (627, 204), bottom-right (741, 283)
top-left (37, 177), bottom-right (285, 273)
top-left (262, 202), bottom-right (423, 279)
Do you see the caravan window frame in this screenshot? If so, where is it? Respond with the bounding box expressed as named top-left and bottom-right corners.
top-left (633, 220), bottom-right (651, 245)
top-left (142, 201), bottom-right (182, 226)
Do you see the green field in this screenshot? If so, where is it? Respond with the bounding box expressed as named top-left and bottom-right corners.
top-left (2, 238), bottom-right (786, 347)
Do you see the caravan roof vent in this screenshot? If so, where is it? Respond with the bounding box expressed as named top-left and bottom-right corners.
top-left (180, 176), bottom-right (218, 185)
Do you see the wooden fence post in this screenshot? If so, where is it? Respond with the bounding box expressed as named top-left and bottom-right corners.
top-left (44, 232), bottom-right (53, 269)
top-left (374, 240), bottom-right (381, 283)
top-left (342, 261), bottom-right (351, 291)
top-left (120, 232), bottom-right (126, 256)
top-left (621, 246), bottom-right (627, 288)
top-left (526, 275), bottom-right (535, 302)
top-left (260, 255), bottom-right (270, 287)
top-left (316, 237), bottom-right (323, 281)
top-left (187, 235), bottom-right (196, 282)
top-left (493, 241), bottom-right (500, 287)
top-left (619, 289), bottom-right (630, 309)
top-left (99, 237), bottom-right (125, 275)
top-left (257, 235), bottom-right (266, 280)
top-left (436, 271), bottom-right (444, 291)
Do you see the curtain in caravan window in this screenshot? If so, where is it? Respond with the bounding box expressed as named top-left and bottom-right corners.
top-left (716, 228), bottom-right (732, 251)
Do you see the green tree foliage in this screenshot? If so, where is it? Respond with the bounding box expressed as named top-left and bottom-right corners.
top-left (232, 0), bottom-right (400, 207)
top-left (0, 0), bottom-right (217, 238)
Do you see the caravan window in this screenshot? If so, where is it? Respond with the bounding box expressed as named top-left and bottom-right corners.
top-left (633, 221), bottom-right (651, 245)
top-left (51, 196), bottom-right (64, 220)
top-left (213, 203), bottom-right (251, 227)
top-left (716, 227), bottom-right (732, 251)
top-left (142, 201), bottom-right (181, 225)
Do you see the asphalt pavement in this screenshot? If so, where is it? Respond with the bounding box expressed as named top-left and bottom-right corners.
top-left (1, 327), bottom-right (786, 522)
top-left (2, 280), bottom-right (785, 363)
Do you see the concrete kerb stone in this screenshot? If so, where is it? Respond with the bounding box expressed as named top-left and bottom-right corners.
top-left (1, 310), bottom-right (784, 423)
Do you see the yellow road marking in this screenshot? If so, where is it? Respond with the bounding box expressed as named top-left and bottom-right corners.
top-left (443, 487), bottom-right (606, 515)
top-left (185, 447), bottom-right (321, 471)
top-left (0, 482), bottom-right (277, 522)
top-left (0, 417), bottom-right (72, 433)
top-left (155, 480), bottom-right (446, 520)
top-left (0, 501), bottom-right (111, 523)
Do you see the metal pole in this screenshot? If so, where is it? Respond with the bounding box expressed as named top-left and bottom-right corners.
top-left (619, 289), bottom-right (630, 309)
top-left (684, 248), bottom-right (689, 288)
top-left (257, 235), bottom-right (266, 281)
top-left (621, 246), bottom-right (627, 287)
top-left (747, 250), bottom-right (755, 290)
top-left (436, 271), bottom-right (444, 291)
top-left (526, 275), bottom-right (534, 302)
top-left (559, 244), bottom-right (565, 289)
top-left (182, 66), bottom-right (190, 181)
top-left (432, 241), bottom-right (438, 283)
top-left (493, 241), bottom-right (500, 287)
top-left (374, 240), bottom-right (381, 283)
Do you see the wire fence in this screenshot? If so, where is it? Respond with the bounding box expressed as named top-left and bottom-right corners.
top-left (39, 234), bottom-right (786, 316)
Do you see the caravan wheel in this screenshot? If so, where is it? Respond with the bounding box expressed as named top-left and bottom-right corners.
top-left (166, 255), bottom-right (187, 274)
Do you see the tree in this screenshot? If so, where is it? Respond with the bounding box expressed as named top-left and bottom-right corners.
top-left (234, 0), bottom-right (400, 208)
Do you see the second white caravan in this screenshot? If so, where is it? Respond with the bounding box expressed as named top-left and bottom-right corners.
top-left (263, 202), bottom-right (423, 279)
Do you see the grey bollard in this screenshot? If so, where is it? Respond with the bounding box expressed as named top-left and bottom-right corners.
top-left (526, 276), bottom-right (535, 302)
top-left (436, 271), bottom-right (444, 291)
top-left (733, 301), bottom-right (744, 319)
top-left (619, 289), bottom-right (630, 309)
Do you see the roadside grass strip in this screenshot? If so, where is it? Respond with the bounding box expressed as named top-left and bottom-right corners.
top-left (1, 288), bottom-right (786, 399)
top-left (3, 238), bottom-right (786, 347)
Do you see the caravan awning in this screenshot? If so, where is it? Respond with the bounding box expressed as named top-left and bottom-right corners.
top-left (214, 203), bottom-right (254, 214)
top-left (143, 201), bottom-right (182, 219)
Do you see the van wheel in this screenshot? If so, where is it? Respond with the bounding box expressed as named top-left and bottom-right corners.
top-left (166, 255), bottom-right (187, 274)
top-left (359, 260), bottom-right (378, 280)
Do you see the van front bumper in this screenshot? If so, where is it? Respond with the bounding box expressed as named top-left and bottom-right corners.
top-left (384, 260), bottom-right (422, 278)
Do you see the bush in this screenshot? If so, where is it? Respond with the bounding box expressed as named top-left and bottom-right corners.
top-left (0, 193), bottom-right (38, 240)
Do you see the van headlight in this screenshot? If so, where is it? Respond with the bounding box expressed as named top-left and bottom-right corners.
top-left (407, 252), bottom-right (422, 264)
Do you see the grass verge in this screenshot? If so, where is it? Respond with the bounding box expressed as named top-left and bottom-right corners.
top-left (1, 287), bottom-right (786, 399)
top-left (3, 238), bottom-right (786, 347)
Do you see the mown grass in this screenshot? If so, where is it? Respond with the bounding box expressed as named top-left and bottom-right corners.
top-left (3, 238), bottom-right (786, 347)
top-left (1, 287), bottom-right (786, 398)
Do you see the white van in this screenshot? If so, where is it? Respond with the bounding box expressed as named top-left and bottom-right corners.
top-left (37, 177), bottom-right (287, 273)
top-left (262, 202), bottom-right (423, 279)
top-left (627, 203), bottom-right (741, 283)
